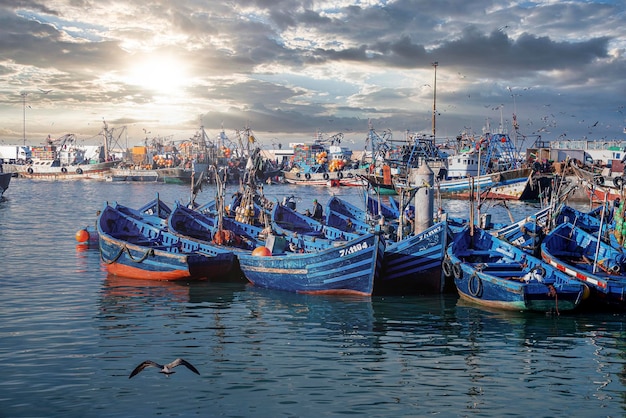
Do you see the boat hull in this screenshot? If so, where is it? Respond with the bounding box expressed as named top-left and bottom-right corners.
top-left (447, 226), bottom-right (585, 312)
top-left (17, 160), bottom-right (116, 180)
top-left (97, 204), bottom-right (235, 281)
top-left (109, 167), bottom-right (192, 183)
top-left (0, 172), bottom-right (11, 198)
top-left (433, 168), bottom-right (534, 200)
top-left (237, 232), bottom-right (385, 295)
top-left (541, 222), bottom-right (626, 309)
top-left (283, 168), bottom-right (368, 186)
top-left (376, 222), bottom-right (448, 294)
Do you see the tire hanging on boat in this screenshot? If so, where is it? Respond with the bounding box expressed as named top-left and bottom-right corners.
top-left (337, 172), bottom-right (343, 179)
top-left (61, 167), bottom-right (67, 173)
top-left (468, 273), bottom-right (483, 297)
top-left (442, 258), bottom-right (453, 278)
top-left (76, 167), bottom-right (83, 174)
top-left (305, 173), bottom-right (311, 180)
top-left (323, 173), bottom-right (329, 180)
top-left (452, 262), bottom-right (462, 279)
top-left (27, 167), bottom-right (33, 174)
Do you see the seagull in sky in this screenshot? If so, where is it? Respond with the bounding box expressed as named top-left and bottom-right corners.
top-left (129, 358), bottom-right (200, 378)
top-left (38, 89), bottom-right (52, 94)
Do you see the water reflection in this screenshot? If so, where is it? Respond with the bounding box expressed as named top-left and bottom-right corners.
top-left (243, 285), bottom-right (375, 336)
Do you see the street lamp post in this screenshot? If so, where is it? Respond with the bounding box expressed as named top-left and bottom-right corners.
top-left (431, 62), bottom-right (438, 139)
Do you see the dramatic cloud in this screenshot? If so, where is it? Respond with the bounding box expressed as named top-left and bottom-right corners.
top-left (0, 0), bottom-right (623, 148)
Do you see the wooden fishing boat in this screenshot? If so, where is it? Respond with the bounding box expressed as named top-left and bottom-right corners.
top-left (169, 201), bottom-right (336, 253)
top-left (326, 196), bottom-right (384, 235)
top-left (97, 203), bottom-right (235, 281)
top-left (581, 182), bottom-right (621, 204)
top-left (325, 196), bottom-right (450, 293)
top-left (108, 166), bottom-right (193, 183)
top-left (541, 222), bottom-right (626, 309)
top-left (168, 202), bottom-right (267, 251)
top-left (17, 159), bottom-right (117, 180)
top-left (270, 202), bottom-right (360, 242)
top-left (283, 166), bottom-right (368, 186)
top-left (492, 205), bottom-right (554, 255)
top-left (168, 201), bottom-right (385, 295)
top-left (446, 226), bottom-right (585, 312)
top-left (236, 231), bottom-right (385, 296)
top-left (377, 221), bottom-right (449, 294)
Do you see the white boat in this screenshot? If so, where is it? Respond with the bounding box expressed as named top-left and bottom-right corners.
top-left (16, 159), bottom-right (116, 180)
top-left (282, 132), bottom-right (368, 186)
top-left (16, 132), bottom-right (117, 180)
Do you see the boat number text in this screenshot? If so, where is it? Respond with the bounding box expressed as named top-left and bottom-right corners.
top-left (340, 242), bottom-right (368, 257)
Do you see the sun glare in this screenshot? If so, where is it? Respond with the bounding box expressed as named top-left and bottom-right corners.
top-left (125, 55), bottom-right (189, 96)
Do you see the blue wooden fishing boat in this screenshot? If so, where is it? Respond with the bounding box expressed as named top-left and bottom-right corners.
top-left (167, 201), bottom-right (383, 294)
top-left (326, 196), bottom-right (450, 293)
top-left (97, 203), bottom-right (235, 281)
top-left (377, 221), bottom-right (449, 294)
top-left (492, 205), bottom-right (553, 255)
top-left (169, 201), bottom-right (331, 252)
top-left (236, 231), bottom-right (385, 295)
top-left (553, 204), bottom-right (605, 232)
top-left (326, 196), bottom-right (384, 235)
top-left (168, 202), bottom-right (260, 249)
top-left (446, 226), bottom-right (585, 312)
top-left (270, 201), bottom-right (360, 242)
top-left (541, 222), bottom-right (626, 309)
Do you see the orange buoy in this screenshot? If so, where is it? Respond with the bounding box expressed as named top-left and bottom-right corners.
top-left (252, 246), bottom-right (272, 256)
top-left (75, 228), bottom-right (90, 243)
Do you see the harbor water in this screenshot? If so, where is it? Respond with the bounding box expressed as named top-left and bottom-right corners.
top-left (1, 179), bottom-right (625, 417)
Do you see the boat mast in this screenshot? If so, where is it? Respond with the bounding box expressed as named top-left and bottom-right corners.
top-left (431, 61), bottom-right (438, 140)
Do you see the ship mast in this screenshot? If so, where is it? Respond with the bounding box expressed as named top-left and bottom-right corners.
top-left (431, 61), bottom-right (438, 139)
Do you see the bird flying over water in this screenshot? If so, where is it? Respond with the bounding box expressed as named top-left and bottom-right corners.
top-left (38, 89), bottom-right (52, 94)
top-left (129, 358), bottom-right (200, 378)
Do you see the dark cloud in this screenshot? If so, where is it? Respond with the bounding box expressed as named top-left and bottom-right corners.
top-left (0, 0), bottom-right (623, 143)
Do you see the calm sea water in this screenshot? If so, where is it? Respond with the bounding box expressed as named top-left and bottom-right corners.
top-left (1, 179), bottom-right (625, 417)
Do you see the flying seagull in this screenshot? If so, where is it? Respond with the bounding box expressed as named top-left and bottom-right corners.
top-left (38, 89), bottom-right (52, 94)
top-left (129, 358), bottom-right (200, 378)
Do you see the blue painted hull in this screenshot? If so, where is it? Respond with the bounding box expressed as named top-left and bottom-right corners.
top-left (376, 222), bottom-right (448, 294)
top-left (325, 196), bottom-right (381, 235)
top-left (325, 196), bottom-right (450, 294)
top-left (98, 203), bottom-right (235, 281)
top-left (169, 202), bottom-right (332, 253)
top-left (447, 226), bottom-right (585, 312)
top-left (237, 232), bottom-right (385, 295)
top-left (271, 203), bottom-right (360, 242)
top-left (541, 222), bottom-right (626, 309)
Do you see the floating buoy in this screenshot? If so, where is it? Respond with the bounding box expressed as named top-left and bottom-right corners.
top-left (252, 246), bottom-right (272, 256)
top-left (75, 228), bottom-right (90, 243)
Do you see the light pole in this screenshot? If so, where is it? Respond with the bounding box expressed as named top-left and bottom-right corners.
top-left (21, 92), bottom-right (28, 145)
top-left (431, 61), bottom-right (438, 139)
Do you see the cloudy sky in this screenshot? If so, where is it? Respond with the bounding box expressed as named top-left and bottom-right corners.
top-left (0, 0), bottom-right (624, 150)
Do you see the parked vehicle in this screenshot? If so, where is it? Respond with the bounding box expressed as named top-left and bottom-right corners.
top-left (0, 145), bottom-right (31, 164)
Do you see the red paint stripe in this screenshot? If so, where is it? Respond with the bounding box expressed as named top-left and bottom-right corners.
top-left (106, 264), bottom-right (191, 281)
